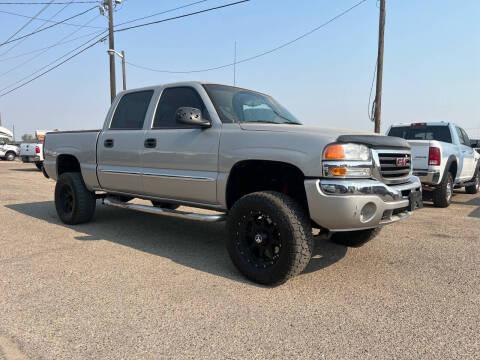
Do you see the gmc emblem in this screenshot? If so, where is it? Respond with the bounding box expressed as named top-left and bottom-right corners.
top-left (396, 157), bottom-right (409, 167)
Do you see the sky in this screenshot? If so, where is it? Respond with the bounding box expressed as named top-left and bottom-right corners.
top-left (0, 0), bottom-right (479, 139)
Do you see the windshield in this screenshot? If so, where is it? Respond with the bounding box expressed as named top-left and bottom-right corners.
top-left (203, 84), bottom-right (301, 125)
top-left (388, 125), bottom-right (452, 143)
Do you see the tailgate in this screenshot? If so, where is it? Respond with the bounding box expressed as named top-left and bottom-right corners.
top-left (408, 140), bottom-right (432, 170)
top-left (20, 143), bottom-right (37, 156)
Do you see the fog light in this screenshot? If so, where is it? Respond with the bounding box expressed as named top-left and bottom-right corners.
top-left (330, 167), bottom-right (347, 176)
top-left (360, 202), bottom-right (377, 223)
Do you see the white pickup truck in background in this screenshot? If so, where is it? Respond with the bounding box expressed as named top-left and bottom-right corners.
top-left (20, 143), bottom-right (44, 170)
top-left (0, 140), bottom-right (19, 161)
top-left (387, 122), bottom-right (480, 207)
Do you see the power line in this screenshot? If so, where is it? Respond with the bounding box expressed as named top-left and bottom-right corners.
top-left (115, 0), bottom-right (249, 33)
top-left (0, 1), bottom-right (97, 4)
top-left (125, 0), bottom-right (368, 74)
top-left (0, 0), bottom-right (73, 57)
top-left (0, 32), bottom-right (107, 97)
top-left (0, 9), bottom-right (105, 28)
top-left (2, 0), bottom-right (53, 44)
top-left (0, 5), bottom-right (97, 47)
top-left (0, 29), bottom-right (104, 62)
top-left (0, 14), bottom-right (101, 78)
top-left (115, 0), bottom-right (208, 27)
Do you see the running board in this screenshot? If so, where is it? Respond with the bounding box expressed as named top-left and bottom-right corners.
top-left (103, 198), bottom-right (226, 222)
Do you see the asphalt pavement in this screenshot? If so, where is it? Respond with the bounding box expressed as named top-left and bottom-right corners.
top-left (0, 161), bottom-right (479, 359)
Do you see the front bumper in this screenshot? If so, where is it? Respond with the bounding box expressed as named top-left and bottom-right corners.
top-left (305, 176), bottom-right (422, 232)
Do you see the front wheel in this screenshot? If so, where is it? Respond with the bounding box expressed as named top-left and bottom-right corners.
top-left (5, 152), bottom-right (16, 161)
top-left (55, 172), bottom-right (96, 225)
top-left (465, 170), bottom-right (479, 194)
top-left (330, 228), bottom-right (381, 247)
top-left (226, 191), bottom-right (313, 285)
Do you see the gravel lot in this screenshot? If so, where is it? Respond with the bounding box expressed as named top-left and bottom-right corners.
top-left (0, 161), bottom-right (479, 359)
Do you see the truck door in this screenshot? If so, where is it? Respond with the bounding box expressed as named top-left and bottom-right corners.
top-left (97, 90), bottom-right (154, 194)
top-left (459, 127), bottom-right (475, 178)
top-left (141, 86), bottom-right (220, 205)
top-left (455, 126), bottom-right (474, 180)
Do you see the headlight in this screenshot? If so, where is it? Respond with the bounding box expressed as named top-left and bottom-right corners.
top-left (322, 143), bottom-right (372, 178)
top-left (323, 143), bottom-right (370, 161)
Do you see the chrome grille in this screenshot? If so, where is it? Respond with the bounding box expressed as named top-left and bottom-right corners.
top-left (373, 150), bottom-right (411, 184)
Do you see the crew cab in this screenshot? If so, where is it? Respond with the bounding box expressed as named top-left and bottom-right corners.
top-left (43, 82), bottom-right (422, 284)
top-left (387, 122), bottom-right (480, 207)
top-left (0, 140), bottom-right (19, 161)
top-left (20, 142), bottom-right (44, 170)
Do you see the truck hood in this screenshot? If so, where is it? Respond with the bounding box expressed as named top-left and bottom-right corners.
top-left (239, 123), bottom-right (410, 149)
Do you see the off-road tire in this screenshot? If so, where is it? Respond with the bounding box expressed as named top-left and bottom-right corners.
top-left (35, 161), bottom-right (43, 170)
top-left (433, 172), bottom-right (453, 208)
top-left (330, 228), bottom-right (381, 247)
top-left (226, 191), bottom-right (313, 285)
top-left (5, 152), bottom-right (16, 161)
top-left (55, 172), bottom-right (96, 225)
top-left (465, 169), bottom-right (479, 194)
top-left (151, 201), bottom-right (180, 210)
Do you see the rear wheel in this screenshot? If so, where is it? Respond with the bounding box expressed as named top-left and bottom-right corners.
top-left (151, 200), bottom-right (180, 210)
top-left (465, 170), bottom-right (479, 194)
top-left (35, 161), bottom-right (43, 170)
top-left (433, 172), bottom-right (453, 208)
top-left (5, 152), bottom-right (15, 161)
top-left (55, 172), bottom-right (96, 225)
top-left (330, 228), bottom-right (381, 247)
top-left (226, 191), bottom-right (313, 285)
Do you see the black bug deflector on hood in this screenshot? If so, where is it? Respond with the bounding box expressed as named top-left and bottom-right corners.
top-left (336, 134), bottom-right (410, 150)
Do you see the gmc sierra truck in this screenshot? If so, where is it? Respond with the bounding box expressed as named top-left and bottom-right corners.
top-left (387, 122), bottom-right (480, 207)
top-left (43, 82), bottom-right (422, 285)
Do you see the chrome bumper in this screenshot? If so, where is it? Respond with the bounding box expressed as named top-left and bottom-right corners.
top-left (413, 170), bottom-right (441, 185)
top-left (305, 176), bottom-right (422, 232)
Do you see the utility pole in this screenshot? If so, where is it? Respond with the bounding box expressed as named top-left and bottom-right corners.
top-left (121, 50), bottom-right (126, 91)
top-left (373, 0), bottom-right (385, 133)
top-left (106, 0), bottom-right (116, 103)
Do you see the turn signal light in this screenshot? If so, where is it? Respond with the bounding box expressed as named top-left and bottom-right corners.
top-left (330, 167), bottom-right (347, 176)
top-left (324, 144), bottom-right (345, 160)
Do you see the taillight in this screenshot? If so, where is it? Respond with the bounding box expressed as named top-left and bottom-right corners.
top-left (35, 146), bottom-right (40, 154)
top-left (411, 122), bottom-right (427, 127)
top-left (428, 147), bottom-right (441, 166)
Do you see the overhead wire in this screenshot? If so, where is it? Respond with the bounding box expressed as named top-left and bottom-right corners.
top-left (0, 31), bottom-right (107, 97)
top-left (0, 5), bottom-right (97, 47)
top-left (125, 0), bottom-right (369, 74)
top-left (0, 0), bottom-right (73, 57)
top-left (115, 0), bottom-right (208, 27)
top-left (0, 8), bottom-right (105, 28)
top-left (114, 0), bottom-right (249, 33)
top-left (0, 1), bottom-right (97, 4)
top-left (0, 14), bottom-right (102, 77)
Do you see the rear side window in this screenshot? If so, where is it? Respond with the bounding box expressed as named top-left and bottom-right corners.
top-left (110, 90), bottom-right (154, 129)
top-left (460, 128), bottom-right (471, 146)
top-left (388, 126), bottom-right (452, 143)
top-left (152, 87), bottom-right (209, 129)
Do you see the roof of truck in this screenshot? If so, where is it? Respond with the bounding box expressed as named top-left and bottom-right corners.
top-left (390, 122), bottom-right (450, 127)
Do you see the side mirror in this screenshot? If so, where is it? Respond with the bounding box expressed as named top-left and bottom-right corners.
top-left (175, 107), bottom-right (211, 128)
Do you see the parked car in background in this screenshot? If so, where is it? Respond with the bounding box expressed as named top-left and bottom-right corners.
top-left (0, 140), bottom-right (19, 161)
top-left (387, 122), bottom-right (480, 207)
top-left (471, 139), bottom-right (480, 154)
top-left (20, 142), bottom-right (44, 170)
top-left (43, 82), bottom-right (423, 285)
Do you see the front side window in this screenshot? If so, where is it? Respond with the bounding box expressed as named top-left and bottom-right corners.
top-left (460, 128), bottom-right (471, 146)
top-left (203, 84), bottom-right (301, 125)
top-left (153, 87), bottom-right (209, 128)
top-left (110, 90), bottom-right (154, 129)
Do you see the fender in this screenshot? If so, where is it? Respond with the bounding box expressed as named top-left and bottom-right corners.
top-left (442, 155), bottom-right (459, 183)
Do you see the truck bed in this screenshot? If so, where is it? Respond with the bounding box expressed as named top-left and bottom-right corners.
top-left (43, 130), bottom-right (101, 190)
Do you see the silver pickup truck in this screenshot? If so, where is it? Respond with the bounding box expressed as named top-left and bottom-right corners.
top-left (44, 82), bottom-right (422, 284)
